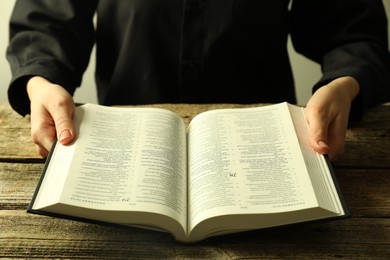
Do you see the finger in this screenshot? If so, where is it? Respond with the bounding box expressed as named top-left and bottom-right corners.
top-left (31, 123), bottom-right (56, 157)
top-left (36, 144), bottom-right (49, 158)
top-left (325, 118), bottom-right (347, 161)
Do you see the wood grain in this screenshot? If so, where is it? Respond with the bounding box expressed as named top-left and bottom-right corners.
top-left (1, 210), bottom-right (389, 259)
top-left (0, 103), bottom-right (38, 162)
top-left (1, 102), bottom-right (390, 259)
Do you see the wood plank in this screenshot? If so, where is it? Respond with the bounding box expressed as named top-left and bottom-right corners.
top-left (2, 102), bottom-right (390, 167)
top-left (336, 168), bottom-right (390, 217)
top-left (0, 163), bottom-right (42, 210)
top-left (336, 105), bottom-right (390, 168)
top-left (2, 161), bottom-right (390, 218)
top-left (0, 103), bottom-right (38, 162)
top-left (1, 210), bottom-right (389, 259)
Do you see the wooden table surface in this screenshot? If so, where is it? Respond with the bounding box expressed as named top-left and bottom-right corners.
top-left (1, 102), bottom-right (390, 259)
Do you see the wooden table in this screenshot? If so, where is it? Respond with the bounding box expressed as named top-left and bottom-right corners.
top-left (1, 102), bottom-right (390, 259)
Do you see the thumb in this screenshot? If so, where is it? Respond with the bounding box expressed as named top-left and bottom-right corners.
top-left (50, 103), bottom-right (76, 145)
top-left (305, 110), bottom-right (331, 155)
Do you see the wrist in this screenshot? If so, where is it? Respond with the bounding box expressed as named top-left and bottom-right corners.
top-left (26, 76), bottom-right (72, 103)
top-left (26, 76), bottom-right (51, 99)
top-left (332, 76), bottom-right (360, 102)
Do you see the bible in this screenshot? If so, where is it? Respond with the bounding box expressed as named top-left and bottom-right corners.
top-left (28, 102), bottom-right (348, 242)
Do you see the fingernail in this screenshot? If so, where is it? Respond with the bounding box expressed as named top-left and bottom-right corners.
top-left (317, 140), bottom-right (329, 148)
top-left (317, 140), bottom-right (330, 154)
top-left (59, 129), bottom-right (72, 142)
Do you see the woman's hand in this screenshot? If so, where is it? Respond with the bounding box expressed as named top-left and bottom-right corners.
top-left (305, 76), bottom-right (360, 160)
top-left (27, 76), bottom-right (76, 157)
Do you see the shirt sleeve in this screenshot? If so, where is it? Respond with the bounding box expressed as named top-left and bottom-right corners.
top-left (290, 0), bottom-right (390, 122)
top-left (6, 0), bottom-right (98, 116)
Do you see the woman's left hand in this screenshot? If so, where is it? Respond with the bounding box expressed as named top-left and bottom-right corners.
top-left (305, 76), bottom-right (360, 160)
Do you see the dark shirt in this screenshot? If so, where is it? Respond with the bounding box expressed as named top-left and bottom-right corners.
top-left (7, 0), bottom-right (390, 120)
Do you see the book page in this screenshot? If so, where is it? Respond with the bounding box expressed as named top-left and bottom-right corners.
top-left (287, 104), bottom-right (345, 214)
top-left (35, 104), bottom-right (187, 229)
top-left (187, 103), bottom-right (318, 231)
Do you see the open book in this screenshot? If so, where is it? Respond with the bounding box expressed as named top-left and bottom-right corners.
top-left (28, 102), bottom-right (348, 242)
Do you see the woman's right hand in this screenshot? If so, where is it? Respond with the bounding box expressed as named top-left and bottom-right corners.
top-left (27, 76), bottom-right (76, 157)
